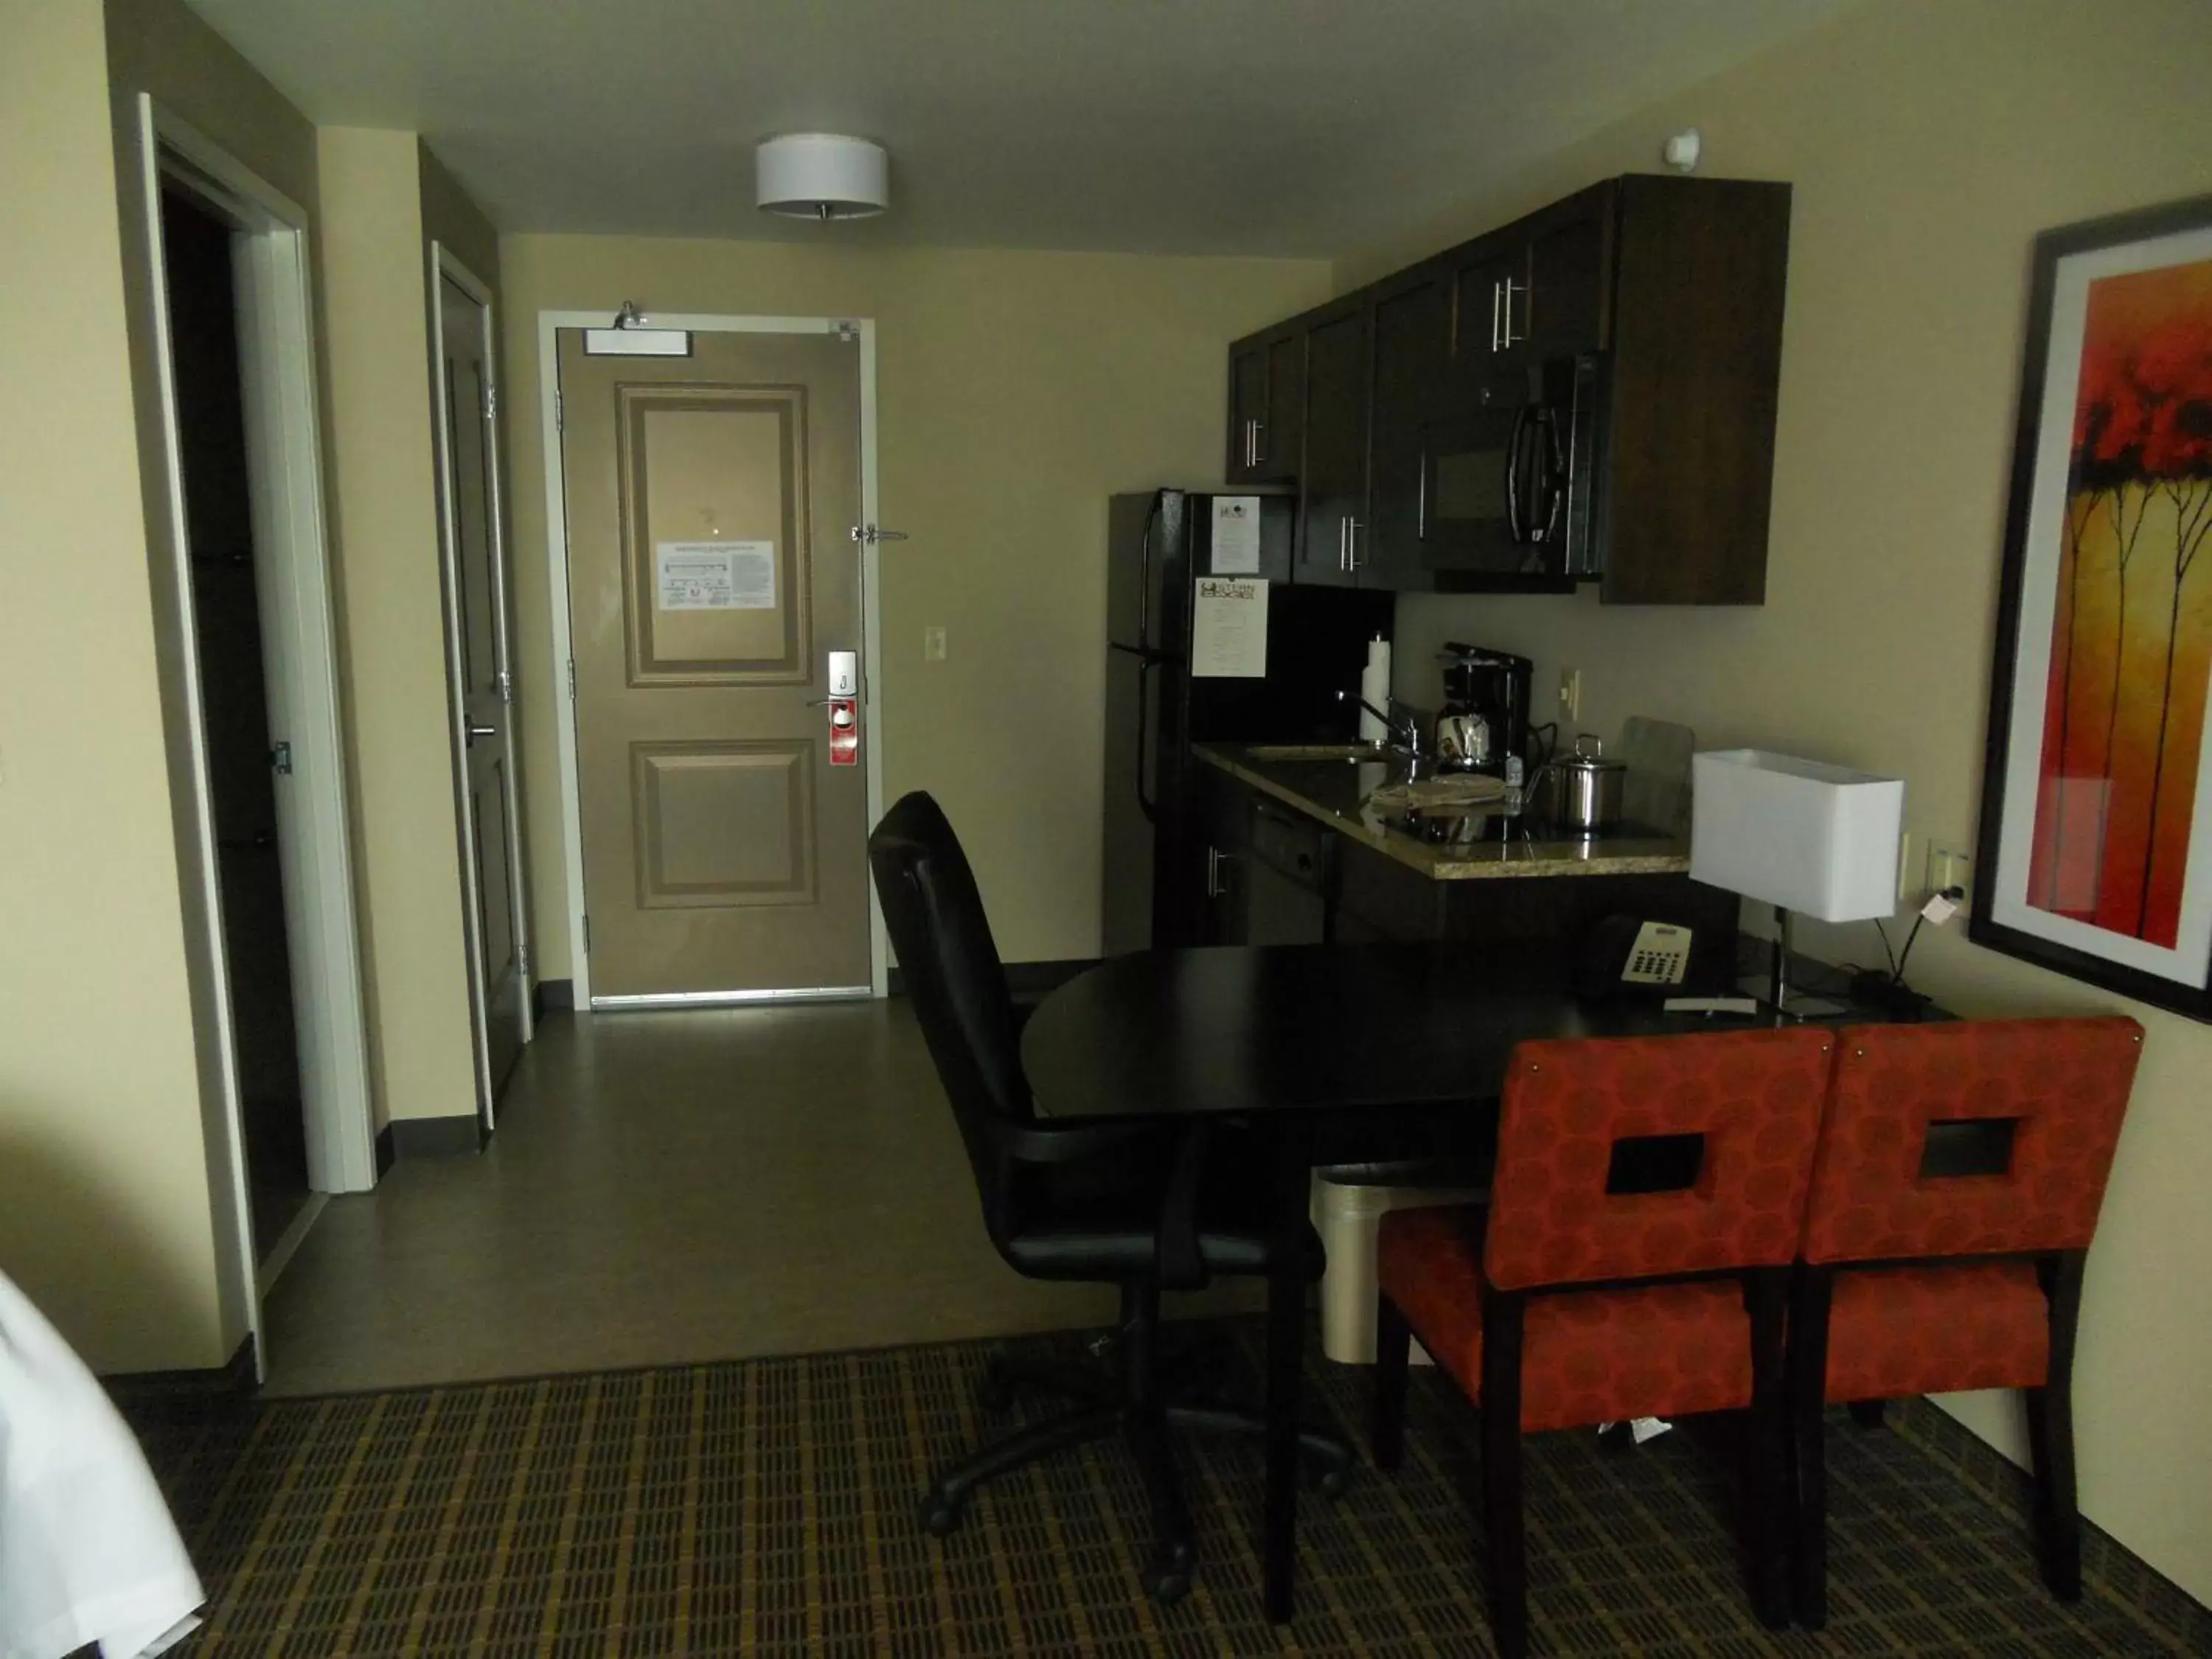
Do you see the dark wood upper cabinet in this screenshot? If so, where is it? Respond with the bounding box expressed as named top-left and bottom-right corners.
top-left (1366, 268), bottom-right (1451, 590)
top-left (1225, 325), bottom-right (1307, 484)
top-left (1524, 184), bottom-right (1612, 355)
top-left (1222, 172), bottom-right (1791, 606)
top-left (1226, 342), bottom-right (1268, 482)
top-left (1295, 302), bottom-right (1371, 588)
top-left (1596, 175), bottom-right (1791, 605)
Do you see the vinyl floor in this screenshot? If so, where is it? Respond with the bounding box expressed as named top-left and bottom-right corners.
top-left (133, 1321), bottom-right (2209, 1658)
top-left (260, 1004), bottom-right (1263, 1397)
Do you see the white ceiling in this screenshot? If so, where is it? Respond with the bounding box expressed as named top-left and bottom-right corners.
top-left (184, 0), bottom-right (1856, 258)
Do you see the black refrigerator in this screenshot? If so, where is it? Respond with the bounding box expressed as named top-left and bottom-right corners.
top-left (1102, 489), bottom-right (1394, 956)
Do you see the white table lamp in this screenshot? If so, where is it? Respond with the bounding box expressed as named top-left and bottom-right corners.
top-left (1691, 749), bottom-right (1905, 1013)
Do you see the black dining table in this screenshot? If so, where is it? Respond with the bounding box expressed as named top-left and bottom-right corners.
top-left (1018, 941), bottom-right (1778, 1622)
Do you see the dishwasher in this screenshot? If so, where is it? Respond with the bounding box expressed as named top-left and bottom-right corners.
top-left (1243, 797), bottom-right (1334, 946)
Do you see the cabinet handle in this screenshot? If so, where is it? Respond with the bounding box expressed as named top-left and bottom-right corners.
top-left (1247, 420), bottom-right (1259, 467)
top-left (1502, 278), bottom-right (1525, 349)
top-left (1251, 420), bottom-right (1265, 465)
top-left (1490, 279), bottom-right (1503, 353)
top-left (1207, 844), bottom-right (1228, 898)
top-left (1347, 518), bottom-right (1364, 571)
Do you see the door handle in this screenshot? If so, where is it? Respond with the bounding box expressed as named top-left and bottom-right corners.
top-left (849, 524), bottom-right (910, 545)
top-left (1504, 406), bottom-right (1532, 543)
top-left (466, 722), bottom-right (498, 745)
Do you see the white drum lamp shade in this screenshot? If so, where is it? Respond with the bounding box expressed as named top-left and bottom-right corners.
top-left (1691, 750), bottom-right (1905, 922)
top-left (756, 134), bottom-right (889, 220)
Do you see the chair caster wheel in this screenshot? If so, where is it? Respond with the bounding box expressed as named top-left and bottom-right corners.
top-left (917, 1492), bottom-right (965, 1537)
top-left (1144, 1545), bottom-right (1194, 1606)
top-left (1310, 1460), bottom-right (1352, 1499)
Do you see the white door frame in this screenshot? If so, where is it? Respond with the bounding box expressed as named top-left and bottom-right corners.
top-left (429, 246), bottom-right (533, 1129)
top-left (133, 98), bottom-right (378, 1359)
top-left (537, 311), bottom-right (888, 1009)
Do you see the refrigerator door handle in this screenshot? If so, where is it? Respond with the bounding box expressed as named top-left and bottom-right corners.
top-left (1135, 655), bottom-right (1161, 823)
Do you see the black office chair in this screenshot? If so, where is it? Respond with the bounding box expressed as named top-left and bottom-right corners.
top-left (869, 791), bottom-right (1350, 1603)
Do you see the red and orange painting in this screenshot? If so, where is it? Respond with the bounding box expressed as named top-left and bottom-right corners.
top-left (2025, 258), bottom-right (2212, 947)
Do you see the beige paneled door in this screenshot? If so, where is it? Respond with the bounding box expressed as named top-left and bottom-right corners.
top-left (435, 264), bottom-right (530, 1116)
top-left (557, 327), bottom-right (872, 1002)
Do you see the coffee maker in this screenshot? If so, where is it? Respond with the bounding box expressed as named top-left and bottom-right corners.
top-left (1439, 643), bottom-right (1535, 772)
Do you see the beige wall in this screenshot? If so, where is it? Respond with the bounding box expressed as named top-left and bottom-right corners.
top-left (0, 0), bottom-right (307, 1374)
top-left (316, 128), bottom-right (484, 1127)
top-left (501, 239), bottom-right (1332, 974)
top-left (1366, 0), bottom-right (2212, 1598)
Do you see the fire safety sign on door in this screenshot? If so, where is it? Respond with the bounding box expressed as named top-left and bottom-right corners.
top-left (655, 540), bottom-right (776, 610)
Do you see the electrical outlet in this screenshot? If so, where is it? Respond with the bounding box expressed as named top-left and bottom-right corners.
top-left (1927, 840), bottom-right (1972, 908)
top-left (1558, 667), bottom-right (1582, 722)
top-left (923, 625), bottom-right (947, 662)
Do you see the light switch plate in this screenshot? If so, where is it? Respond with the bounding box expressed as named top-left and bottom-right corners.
top-left (923, 626), bottom-right (947, 662)
top-left (1559, 667), bottom-right (1582, 721)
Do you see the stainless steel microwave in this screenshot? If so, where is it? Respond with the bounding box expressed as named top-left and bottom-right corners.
top-left (1416, 353), bottom-right (1602, 584)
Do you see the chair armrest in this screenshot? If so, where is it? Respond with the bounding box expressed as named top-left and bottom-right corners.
top-left (998, 1116), bottom-right (1174, 1167)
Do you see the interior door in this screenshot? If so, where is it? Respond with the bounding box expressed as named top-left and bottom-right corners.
top-left (436, 271), bottom-right (529, 1112)
top-left (559, 327), bottom-right (872, 1002)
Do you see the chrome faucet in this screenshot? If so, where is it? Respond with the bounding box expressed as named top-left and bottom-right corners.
top-left (1337, 689), bottom-right (1425, 759)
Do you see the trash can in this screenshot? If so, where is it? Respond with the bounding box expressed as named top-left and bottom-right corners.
top-left (1310, 1164), bottom-right (1489, 1365)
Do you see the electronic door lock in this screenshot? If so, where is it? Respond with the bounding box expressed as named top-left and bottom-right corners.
top-left (827, 650), bottom-right (858, 698)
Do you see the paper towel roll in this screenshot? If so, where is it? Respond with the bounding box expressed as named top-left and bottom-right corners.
top-left (1358, 636), bottom-right (1391, 746)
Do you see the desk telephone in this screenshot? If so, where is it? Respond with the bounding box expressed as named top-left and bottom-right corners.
top-left (1574, 914), bottom-right (1695, 998)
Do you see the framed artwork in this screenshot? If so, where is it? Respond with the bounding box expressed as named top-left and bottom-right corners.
top-left (1975, 193), bottom-right (2212, 1018)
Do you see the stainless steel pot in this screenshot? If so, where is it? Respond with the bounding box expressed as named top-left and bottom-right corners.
top-left (1537, 734), bottom-right (1627, 832)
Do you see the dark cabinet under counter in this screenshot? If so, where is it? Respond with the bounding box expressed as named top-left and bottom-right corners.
top-left (1194, 743), bottom-right (1739, 986)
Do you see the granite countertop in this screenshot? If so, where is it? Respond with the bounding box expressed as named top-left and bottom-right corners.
top-left (1194, 742), bottom-right (1694, 883)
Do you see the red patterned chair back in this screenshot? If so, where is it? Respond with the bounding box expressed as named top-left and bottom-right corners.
top-left (1484, 1027), bottom-right (1835, 1293)
top-left (1803, 1018), bottom-right (2143, 1265)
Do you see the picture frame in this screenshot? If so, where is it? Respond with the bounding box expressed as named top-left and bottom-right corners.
top-left (1973, 192), bottom-right (2212, 1020)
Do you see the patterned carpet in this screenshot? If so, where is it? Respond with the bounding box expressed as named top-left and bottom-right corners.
top-left (126, 1320), bottom-right (2208, 1658)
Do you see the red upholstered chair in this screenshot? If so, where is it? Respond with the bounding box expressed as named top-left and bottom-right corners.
top-left (1372, 1026), bottom-right (1835, 1658)
top-left (1788, 1016), bottom-right (2144, 1625)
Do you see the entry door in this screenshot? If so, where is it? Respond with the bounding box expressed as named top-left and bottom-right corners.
top-left (558, 327), bottom-right (872, 1002)
top-left (436, 272), bottom-right (528, 1107)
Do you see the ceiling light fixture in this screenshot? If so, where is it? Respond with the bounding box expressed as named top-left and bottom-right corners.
top-left (756, 133), bottom-right (889, 221)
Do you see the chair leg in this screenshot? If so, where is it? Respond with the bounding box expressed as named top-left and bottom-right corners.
top-left (918, 1405), bottom-right (1124, 1533)
top-left (2030, 1249), bottom-right (2089, 1601)
top-left (980, 1349), bottom-right (1116, 1412)
top-left (2025, 1384), bottom-right (2082, 1599)
top-left (1787, 1267), bottom-right (1834, 1630)
top-left (1847, 1399), bottom-right (1886, 1430)
top-left (1126, 1405), bottom-right (1197, 1604)
top-left (1742, 1267), bottom-right (1792, 1630)
top-left (1371, 1291), bottom-right (1411, 1472)
top-left (1164, 1405), bottom-right (1353, 1492)
top-left (1481, 1291), bottom-right (1528, 1659)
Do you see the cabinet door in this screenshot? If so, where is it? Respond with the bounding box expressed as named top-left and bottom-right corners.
top-left (1527, 183), bottom-right (1613, 355)
top-left (1450, 236), bottom-right (1530, 397)
top-left (1296, 303), bottom-right (1371, 587)
top-left (1366, 272), bottom-right (1450, 589)
top-left (1258, 330), bottom-right (1305, 480)
top-left (1226, 341), bottom-right (1268, 482)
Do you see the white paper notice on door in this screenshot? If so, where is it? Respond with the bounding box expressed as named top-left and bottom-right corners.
top-left (1210, 495), bottom-right (1262, 574)
top-left (655, 540), bottom-right (776, 611)
top-left (1192, 577), bottom-right (1268, 678)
